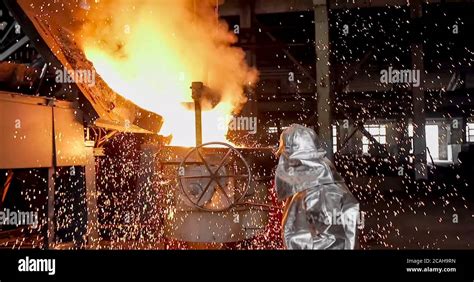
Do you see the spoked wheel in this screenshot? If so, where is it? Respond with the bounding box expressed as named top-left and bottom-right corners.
top-left (177, 142), bottom-right (251, 212)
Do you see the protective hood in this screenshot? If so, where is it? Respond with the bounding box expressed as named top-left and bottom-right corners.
top-left (275, 124), bottom-right (342, 200)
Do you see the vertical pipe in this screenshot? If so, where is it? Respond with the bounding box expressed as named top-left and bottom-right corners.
top-left (192, 82), bottom-right (203, 146)
top-left (195, 101), bottom-right (202, 146)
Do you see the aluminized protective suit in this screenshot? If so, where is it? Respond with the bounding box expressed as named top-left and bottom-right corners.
top-left (275, 124), bottom-right (360, 249)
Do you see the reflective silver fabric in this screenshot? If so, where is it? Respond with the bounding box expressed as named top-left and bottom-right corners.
top-left (275, 124), bottom-right (360, 250)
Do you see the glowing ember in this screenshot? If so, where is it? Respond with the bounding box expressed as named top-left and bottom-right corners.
top-left (80, 0), bottom-right (258, 146)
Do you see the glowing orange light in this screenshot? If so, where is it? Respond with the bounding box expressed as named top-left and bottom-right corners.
top-left (80, 0), bottom-right (258, 146)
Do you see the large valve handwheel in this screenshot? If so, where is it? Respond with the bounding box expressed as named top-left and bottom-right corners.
top-left (177, 142), bottom-right (251, 212)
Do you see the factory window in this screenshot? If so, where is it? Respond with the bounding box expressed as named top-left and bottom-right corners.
top-left (267, 126), bottom-right (289, 135)
top-left (332, 125), bottom-right (337, 153)
top-left (425, 125), bottom-right (439, 160)
top-left (268, 126), bottom-right (278, 134)
top-left (409, 123), bottom-right (449, 162)
top-left (362, 124), bottom-right (386, 154)
top-left (467, 123), bottom-right (474, 142)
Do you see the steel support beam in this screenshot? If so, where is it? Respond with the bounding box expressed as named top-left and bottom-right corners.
top-left (314, 0), bottom-right (333, 158)
top-left (240, 1), bottom-right (261, 136)
top-left (0, 36), bottom-right (29, 61)
top-left (85, 141), bottom-right (98, 249)
top-left (411, 0), bottom-right (427, 180)
top-left (395, 117), bottom-right (411, 160)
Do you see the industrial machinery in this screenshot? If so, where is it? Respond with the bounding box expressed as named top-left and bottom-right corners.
top-left (140, 142), bottom-right (277, 244)
top-left (136, 83), bottom-right (278, 245)
top-left (0, 0), bottom-right (165, 249)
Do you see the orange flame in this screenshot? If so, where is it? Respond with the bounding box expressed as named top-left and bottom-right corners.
top-left (79, 0), bottom-right (258, 146)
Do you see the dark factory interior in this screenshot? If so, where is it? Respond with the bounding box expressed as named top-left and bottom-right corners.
top-left (0, 0), bottom-right (473, 252)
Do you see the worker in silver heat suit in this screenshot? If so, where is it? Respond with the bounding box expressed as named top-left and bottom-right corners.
top-left (275, 124), bottom-right (360, 250)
